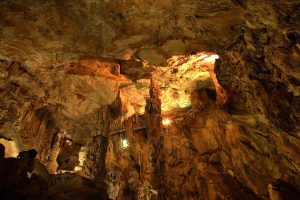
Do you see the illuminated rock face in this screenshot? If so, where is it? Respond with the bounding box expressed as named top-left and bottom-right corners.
top-left (0, 0), bottom-right (300, 200)
top-left (0, 138), bottom-right (19, 157)
top-left (155, 53), bottom-right (218, 113)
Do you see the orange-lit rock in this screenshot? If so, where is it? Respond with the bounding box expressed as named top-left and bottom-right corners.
top-left (155, 53), bottom-right (218, 112)
top-left (209, 67), bottom-right (229, 105)
top-left (63, 60), bottom-right (121, 78)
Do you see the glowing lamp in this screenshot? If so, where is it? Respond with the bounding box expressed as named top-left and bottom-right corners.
top-left (121, 138), bottom-right (129, 149)
top-left (121, 132), bottom-right (129, 149)
top-left (162, 118), bottom-right (171, 126)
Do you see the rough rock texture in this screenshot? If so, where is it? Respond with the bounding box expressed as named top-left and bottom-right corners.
top-left (154, 53), bottom-right (216, 113)
top-left (215, 0), bottom-right (300, 198)
top-left (103, 80), bottom-right (162, 200)
top-left (105, 116), bottom-right (157, 200)
top-left (0, 0), bottom-right (244, 155)
top-left (0, 60), bottom-right (120, 172)
top-left (145, 78), bottom-right (164, 199)
top-left (0, 0), bottom-right (243, 66)
top-left (82, 105), bottom-right (111, 183)
top-left (162, 98), bottom-right (258, 200)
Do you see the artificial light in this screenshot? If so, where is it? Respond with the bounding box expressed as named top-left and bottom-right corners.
top-left (162, 118), bottom-right (172, 126)
top-left (121, 138), bottom-right (129, 149)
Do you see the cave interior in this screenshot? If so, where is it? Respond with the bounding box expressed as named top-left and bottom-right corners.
top-left (0, 0), bottom-right (300, 200)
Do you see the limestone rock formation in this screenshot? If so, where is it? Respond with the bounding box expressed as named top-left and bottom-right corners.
top-left (0, 0), bottom-right (299, 199)
top-left (216, 0), bottom-right (300, 198)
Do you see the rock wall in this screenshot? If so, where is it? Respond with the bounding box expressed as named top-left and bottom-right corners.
top-left (160, 89), bottom-right (257, 200)
top-left (0, 61), bottom-right (60, 171)
top-left (0, 59), bottom-right (122, 172)
top-left (214, 0), bottom-right (300, 198)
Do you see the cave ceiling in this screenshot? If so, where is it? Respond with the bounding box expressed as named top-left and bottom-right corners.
top-left (0, 0), bottom-right (243, 65)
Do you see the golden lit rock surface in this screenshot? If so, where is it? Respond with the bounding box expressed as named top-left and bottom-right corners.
top-left (155, 53), bottom-right (217, 112)
top-left (0, 138), bottom-right (19, 157)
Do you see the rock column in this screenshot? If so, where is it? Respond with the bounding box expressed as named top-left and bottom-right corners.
top-left (82, 106), bottom-right (111, 185)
